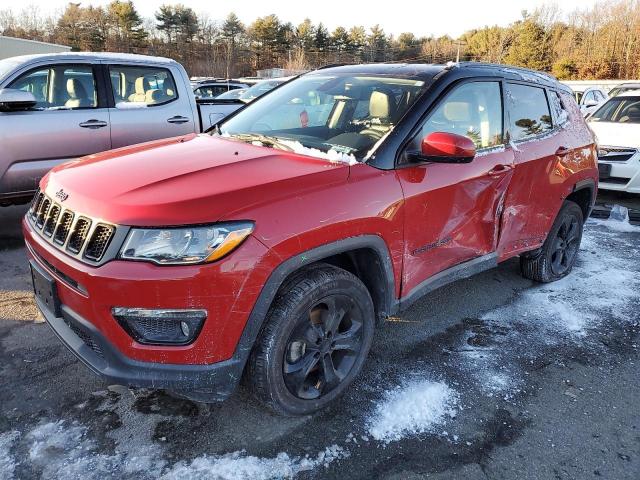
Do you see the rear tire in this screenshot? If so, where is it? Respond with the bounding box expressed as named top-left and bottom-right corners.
top-left (248, 264), bottom-right (375, 416)
top-left (520, 200), bottom-right (584, 283)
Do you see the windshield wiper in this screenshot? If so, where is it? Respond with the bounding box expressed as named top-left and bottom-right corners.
top-left (226, 133), bottom-right (294, 152)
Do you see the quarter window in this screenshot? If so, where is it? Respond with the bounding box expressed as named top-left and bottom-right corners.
top-left (506, 83), bottom-right (552, 141)
top-left (413, 81), bottom-right (503, 150)
top-left (9, 65), bottom-right (97, 110)
top-left (109, 66), bottom-right (177, 108)
top-left (548, 90), bottom-right (569, 126)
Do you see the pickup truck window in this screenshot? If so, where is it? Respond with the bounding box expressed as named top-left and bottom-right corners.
top-left (411, 81), bottom-right (503, 151)
top-left (506, 83), bottom-right (552, 141)
top-left (109, 65), bottom-right (178, 108)
top-left (8, 65), bottom-right (97, 110)
top-left (219, 74), bottom-right (426, 159)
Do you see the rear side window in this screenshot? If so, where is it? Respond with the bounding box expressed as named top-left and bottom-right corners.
top-left (9, 64), bottom-right (97, 110)
top-left (413, 81), bottom-right (503, 150)
top-left (109, 65), bottom-right (177, 108)
top-left (506, 83), bottom-right (552, 141)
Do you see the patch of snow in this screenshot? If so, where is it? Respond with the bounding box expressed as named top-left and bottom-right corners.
top-left (279, 139), bottom-right (358, 165)
top-left (28, 421), bottom-right (165, 480)
top-left (161, 445), bottom-right (348, 480)
top-left (590, 205), bottom-right (640, 233)
top-left (481, 222), bottom-right (638, 338)
top-left (0, 431), bottom-right (20, 479)
top-left (115, 101), bottom-right (148, 109)
top-left (24, 418), bottom-right (346, 480)
top-left (367, 379), bottom-right (459, 443)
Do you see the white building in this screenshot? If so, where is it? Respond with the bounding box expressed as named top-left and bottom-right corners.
top-left (0, 35), bottom-right (71, 60)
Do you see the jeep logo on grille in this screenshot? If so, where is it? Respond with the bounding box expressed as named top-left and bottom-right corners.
top-left (55, 189), bottom-right (69, 202)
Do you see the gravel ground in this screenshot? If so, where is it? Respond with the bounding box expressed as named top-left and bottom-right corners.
top-left (0, 197), bottom-right (639, 480)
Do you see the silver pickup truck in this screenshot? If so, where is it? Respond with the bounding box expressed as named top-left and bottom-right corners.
top-left (0, 52), bottom-right (226, 206)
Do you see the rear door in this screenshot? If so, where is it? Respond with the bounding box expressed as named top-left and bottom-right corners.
top-left (105, 63), bottom-right (197, 148)
top-left (1, 62), bottom-right (111, 195)
top-left (497, 82), bottom-right (564, 257)
top-left (397, 79), bottom-right (515, 295)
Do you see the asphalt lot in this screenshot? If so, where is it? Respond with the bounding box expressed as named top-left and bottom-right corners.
top-left (1, 194), bottom-right (639, 480)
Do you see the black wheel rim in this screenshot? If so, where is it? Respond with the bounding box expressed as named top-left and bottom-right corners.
top-left (283, 295), bottom-right (364, 400)
top-left (550, 214), bottom-right (581, 276)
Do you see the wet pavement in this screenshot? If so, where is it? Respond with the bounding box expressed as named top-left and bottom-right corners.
top-left (1, 195), bottom-right (639, 479)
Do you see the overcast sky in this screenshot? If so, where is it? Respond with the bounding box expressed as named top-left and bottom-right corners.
top-left (3, 0), bottom-right (604, 37)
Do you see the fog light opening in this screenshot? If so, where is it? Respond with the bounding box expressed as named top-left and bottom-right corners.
top-left (111, 308), bottom-right (207, 346)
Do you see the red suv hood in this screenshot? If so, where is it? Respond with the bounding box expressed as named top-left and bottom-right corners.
top-left (42, 134), bottom-right (349, 226)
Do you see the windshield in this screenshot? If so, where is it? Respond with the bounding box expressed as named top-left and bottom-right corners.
top-left (590, 96), bottom-right (640, 123)
top-left (239, 80), bottom-right (284, 102)
top-left (0, 58), bottom-right (21, 82)
top-left (218, 73), bottom-right (426, 160)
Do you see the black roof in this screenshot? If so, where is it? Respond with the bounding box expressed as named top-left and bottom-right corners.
top-left (312, 62), bottom-right (570, 93)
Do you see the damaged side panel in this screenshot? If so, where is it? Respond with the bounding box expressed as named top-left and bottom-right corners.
top-left (396, 147), bottom-right (515, 297)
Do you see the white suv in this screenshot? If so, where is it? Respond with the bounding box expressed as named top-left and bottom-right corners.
top-left (588, 90), bottom-right (640, 193)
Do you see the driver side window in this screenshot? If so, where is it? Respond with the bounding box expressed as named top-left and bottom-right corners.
top-left (412, 81), bottom-right (503, 151)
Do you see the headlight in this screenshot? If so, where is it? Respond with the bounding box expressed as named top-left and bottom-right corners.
top-left (119, 222), bottom-right (254, 265)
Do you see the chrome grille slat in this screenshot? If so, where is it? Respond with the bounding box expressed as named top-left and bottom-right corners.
top-left (43, 205), bottom-right (61, 237)
top-left (53, 211), bottom-right (74, 245)
top-left (67, 217), bottom-right (92, 254)
top-left (28, 190), bottom-right (116, 263)
top-left (36, 198), bottom-right (51, 228)
top-left (84, 224), bottom-right (115, 261)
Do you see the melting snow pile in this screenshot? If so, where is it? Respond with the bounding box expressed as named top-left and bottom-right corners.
top-left (591, 205), bottom-right (640, 233)
top-left (367, 379), bottom-right (459, 443)
top-left (0, 431), bottom-right (19, 479)
top-left (163, 445), bottom-right (347, 480)
top-left (20, 419), bottom-right (346, 480)
top-left (28, 421), bottom-right (165, 479)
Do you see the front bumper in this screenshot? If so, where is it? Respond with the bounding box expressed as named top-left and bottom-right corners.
top-left (598, 150), bottom-right (640, 193)
top-left (35, 287), bottom-right (243, 401)
top-left (23, 214), bottom-right (279, 400)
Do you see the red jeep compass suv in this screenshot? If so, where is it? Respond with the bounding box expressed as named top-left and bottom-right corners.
top-left (24, 63), bottom-right (598, 415)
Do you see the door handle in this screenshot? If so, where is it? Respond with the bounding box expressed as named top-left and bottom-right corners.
top-left (555, 146), bottom-right (570, 157)
top-left (79, 119), bottom-right (108, 129)
top-left (167, 115), bottom-right (190, 124)
top-left (488, 164), bottom-right (512, 176)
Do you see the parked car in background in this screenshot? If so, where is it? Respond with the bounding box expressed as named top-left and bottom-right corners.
top-left (588, 91), bottom-right (640, 193)
top-left (215, 88), bottom-right (247, 100)
top-left (570, 86), bottom-right (608, 117)
top-left (191, 79), bottom-right (248, 100)
top-left (25, 62), bottom-right (597, 415)
top-left (0, 52), bottom-right (225, 206)
top-left (198, 77), bottom-right (292, 126)
top-left (608, 82), bottom-right (640, 97)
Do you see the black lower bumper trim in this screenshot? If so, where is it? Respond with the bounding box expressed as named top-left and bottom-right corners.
top-left (35, 297), bottom-right (243, 402)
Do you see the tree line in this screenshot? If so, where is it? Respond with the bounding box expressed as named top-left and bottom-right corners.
top-left (1, 0), bottom-right (639, 79)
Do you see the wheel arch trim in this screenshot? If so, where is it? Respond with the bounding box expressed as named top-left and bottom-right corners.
top-left (230, 235), bottom-right (397, 369)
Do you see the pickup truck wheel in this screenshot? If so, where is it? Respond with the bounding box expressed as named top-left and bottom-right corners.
top-left (520, 200), bottom-right (584, 283)
top-left (248, 264), bottom-right (375, 416)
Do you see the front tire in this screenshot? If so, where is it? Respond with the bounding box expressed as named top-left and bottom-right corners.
top-left (247, 264), bottom-right (375, 415)
top-left (520, 200), bottom-right (584, 283)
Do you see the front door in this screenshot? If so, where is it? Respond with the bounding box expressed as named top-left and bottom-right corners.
top-left (1, 63), bottom-right (111, 195)
top-left (396, 80), bottom-right (514, 297)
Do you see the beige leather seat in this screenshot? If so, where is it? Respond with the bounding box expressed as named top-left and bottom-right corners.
top-left (65, 79), bottom-right (92, 108)
top-left (360, 90), bottom-right (397, 141)
top-left (145, 89), bottom-right (163, 105)
top-left (128, 76), bottom-right (151, 102)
